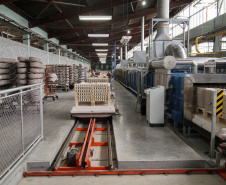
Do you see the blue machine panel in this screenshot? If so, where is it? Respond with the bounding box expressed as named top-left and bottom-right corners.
top-left (168, 73), bottom-right (185, 125)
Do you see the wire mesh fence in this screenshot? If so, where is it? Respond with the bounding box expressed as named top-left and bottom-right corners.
top-left (0, 84), bottom-right (43, 182)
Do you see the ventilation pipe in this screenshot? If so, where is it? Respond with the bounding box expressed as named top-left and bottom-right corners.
top-left (120, 47), bottom-right (123, 60)
top-left (154, 0), bottom-right (170, 41)
top-left (148, 56), bottom-right (177, 70)
top-left (125, 45), bottom-right (128, 60)
top-left (141, 16), bottom-right (145, 51)
top-left (165, 44), bottom-right (187, 59)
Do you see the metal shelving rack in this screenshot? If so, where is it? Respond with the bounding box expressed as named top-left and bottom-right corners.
top-left (44, 65), bottom-right (58, 101)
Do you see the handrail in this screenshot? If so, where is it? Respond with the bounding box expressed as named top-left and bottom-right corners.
top-left (0, 83), bottom-right (42, 95)
top-left (189, 52), bottom-right (224, 57)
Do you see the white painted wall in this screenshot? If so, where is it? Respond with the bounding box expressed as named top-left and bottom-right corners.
top-left (0, 37), bottom-right (90, 67)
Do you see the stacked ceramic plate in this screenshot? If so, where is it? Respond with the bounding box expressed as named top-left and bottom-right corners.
top-left (0, 58), bottom-right (17, 89)
top-left (48, 73), bottom-right (57, 82)
top-left (28, 57), bottom-right (45, 102)
top-left (17, 57), bottom-right (29, 86)
top-left (78, 64), bottom-right (85, 83)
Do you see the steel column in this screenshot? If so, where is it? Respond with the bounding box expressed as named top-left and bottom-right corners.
top-left (141, 16), bottom-right (145, 51)
top-left (210, 90), bottom-right (217, 158)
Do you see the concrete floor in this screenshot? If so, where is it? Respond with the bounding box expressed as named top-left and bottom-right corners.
top-left (112, 81), bottom-right (204, 169)
top-left (16, 81), bottom-right (226, 184)
top-left (3, 91), bottom-right (75, 185)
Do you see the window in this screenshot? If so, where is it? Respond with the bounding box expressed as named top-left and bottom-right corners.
top-left (221, 36), bottom-right (226, 51)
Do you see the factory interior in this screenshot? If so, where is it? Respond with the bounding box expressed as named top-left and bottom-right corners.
top-left (1, 0), bottom-right (226, 184)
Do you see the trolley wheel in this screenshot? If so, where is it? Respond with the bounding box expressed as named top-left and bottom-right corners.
top-left (56, 96), bottom-right (58, 100)
top-left (52, 97), bottom-right (55, 101)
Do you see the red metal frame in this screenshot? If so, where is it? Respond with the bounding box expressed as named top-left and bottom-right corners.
top-left (45, 65), bottom-right (57, 99)
top-left (76, 128), bottom-right (107, 131)
top-left (24, 168), bottom-right (226, 179)
top-left (22, 117), bottom-right (226, 180)
top-left (69, 142), bottom-right (108, 146)
top-left (76, 118), bottom-right (96, 168)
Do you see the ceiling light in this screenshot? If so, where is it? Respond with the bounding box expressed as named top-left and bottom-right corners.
top-left (88, 34), bottom-right (109, 37)
top-left (142, 1), bottom-right (146, 6)
top-left (120, 36), bottom-right (132, 45)
top-left (127, 30), bottom-right (130, 34)
top-left (92, 43), bottom-right (108, 46)
top-left (100, 61), bottom-right (106, 64)
top-left (97, 53), bottom-right (107, 56)
top-left (79, 16), bottom-right (112, 21)
top-left (95, 49), bottom-right (108, 52)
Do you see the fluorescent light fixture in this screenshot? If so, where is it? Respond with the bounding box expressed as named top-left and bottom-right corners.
top-left (79, 16), bottom-right (112, 21)
top-left (97, 53), bottom-right (107, 56)
top-left (88, 34), bottom-right (109, 37)
top-left (92, 43), bottom-right (108, 46)
top-left (100, 61), bottom-right (106, 64)
top-left (95, 49), bottom-right (108, 52)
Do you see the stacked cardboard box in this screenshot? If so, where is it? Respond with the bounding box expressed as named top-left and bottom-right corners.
top-left (197, 87), bottom-right (205, 108)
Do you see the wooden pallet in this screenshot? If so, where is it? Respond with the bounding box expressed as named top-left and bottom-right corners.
top-left (87, 78), bottom-right (109, 83)
top-left (196, 107), bottom-right (226, 123)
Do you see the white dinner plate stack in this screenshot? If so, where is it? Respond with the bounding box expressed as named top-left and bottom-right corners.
top-left (17, 57), bottom-right (29, 86)
top-left (0, 58), bottom-right (17, 89)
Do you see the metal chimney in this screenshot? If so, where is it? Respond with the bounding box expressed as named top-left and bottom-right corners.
top-left (154, 0), bottom-right (170, 41)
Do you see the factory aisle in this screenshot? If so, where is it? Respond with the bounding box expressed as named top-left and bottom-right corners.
top-left (19, 81), bottom-right (226, 185)
top-left (112, 81), bottom-right (205, 169)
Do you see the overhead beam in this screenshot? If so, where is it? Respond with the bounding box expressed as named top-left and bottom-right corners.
top-left (30, 0), bottom-right (138, 27)
top-left (0, 0), bottom-right (17, 5)
top-left (50, 14), bottom-right (150, 38)
top-left (53, 0), bottom-right (190, 42)
top-left (59, 26), bottom-right (149, 44)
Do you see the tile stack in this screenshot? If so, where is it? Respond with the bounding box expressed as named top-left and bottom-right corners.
top-left (0, 58), bottom-right (17, 89)
top-left (74, 83), bottom-right (111, 106)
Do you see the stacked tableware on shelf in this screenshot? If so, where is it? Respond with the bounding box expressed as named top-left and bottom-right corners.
top-left (78, 64), bottom-right (85, 83)
top-left (73, 64), bottom-right (79, 84)
top-left (69, 65), bottom-right (73, 85)
top-left (48, 73), bottom-right (57, 82)
top-left (0, 58), bottom-right (17, 90)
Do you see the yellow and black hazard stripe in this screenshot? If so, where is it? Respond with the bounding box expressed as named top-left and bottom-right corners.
top-left (217, 90), bottom-right (223, 117)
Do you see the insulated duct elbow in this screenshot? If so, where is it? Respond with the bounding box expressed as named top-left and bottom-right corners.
top-left (165, 44), bottom-right (187, 59)
top-left (148, 56), bottom-right (177, 70)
